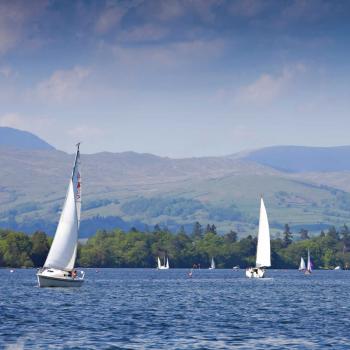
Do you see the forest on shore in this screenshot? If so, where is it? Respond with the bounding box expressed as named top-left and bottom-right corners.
top-left (1, 223), bottom-right (350, 269)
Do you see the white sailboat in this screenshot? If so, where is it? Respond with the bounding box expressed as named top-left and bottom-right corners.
top-left (157, 256), bottom-right (169, 270)
top-left (305, 249), bottom-right (312, 275)
top-left (209, 257), bottom-right (216, 270)
top-left (37, 144), bottom-right (85, 287)
top-left (246, 197), bottom-right (271, 278)
top-left (299, 257), bottom-right (306, 271)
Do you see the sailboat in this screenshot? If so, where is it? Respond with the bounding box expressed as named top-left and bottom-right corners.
top-left (304, 249), bottom-right (312, 275)
top-left (209, 257), bottom-right (216, 270)
top-left (246, 197), bottom-right (271, 278)
top-left (299, 257), bottom-right (306, 271)
top-left (37, 144), bottom-right (85, 287)
top-left (157, 256), bottom-right (169, 270)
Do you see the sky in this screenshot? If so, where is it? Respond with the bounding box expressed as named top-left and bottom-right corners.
top-left (0, 0), bottom-right (349, 157)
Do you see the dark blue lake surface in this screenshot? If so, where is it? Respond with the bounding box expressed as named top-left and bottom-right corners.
top-left (1, 269), bottom-right (350, 349)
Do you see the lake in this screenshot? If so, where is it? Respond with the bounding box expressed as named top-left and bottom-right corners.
top-left (1, 269), bottom-right (349, 349)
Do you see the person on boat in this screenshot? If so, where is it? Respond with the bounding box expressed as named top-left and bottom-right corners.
top-left (72, 270), bottom-right (77, 278)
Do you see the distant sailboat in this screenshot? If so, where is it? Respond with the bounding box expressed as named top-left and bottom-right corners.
top-left (37, 144), bottom-right (85, 287)
top-left (209, 257), bottom-right (216, 270)
top-left (157, 256), bottom-right (169, 270)
top-left (305, 249), bottom-right (312, 275)
top-left (299, 257), bottom-right (306, 271)
top-left (246, 197), bottom-right (271, 278)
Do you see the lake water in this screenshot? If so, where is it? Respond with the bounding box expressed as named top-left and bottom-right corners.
top-left (1, 269), bottom-right (350, 349)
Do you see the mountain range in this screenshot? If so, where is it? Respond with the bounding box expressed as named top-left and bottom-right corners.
top-left (1, 127), bottom-right (350, 238)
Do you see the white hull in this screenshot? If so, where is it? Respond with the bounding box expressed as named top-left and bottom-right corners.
top-left (37, 268), bottom-right (84, 287)
top-left (246, 267), bottom-right (265, 278)
top-left (37, 274), bottom-right (84, 287)
top-left (157, 266), bottom-right (169, 270)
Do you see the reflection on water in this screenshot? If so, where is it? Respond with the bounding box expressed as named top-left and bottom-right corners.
top-left (1, 269), bottom-right (349, 349)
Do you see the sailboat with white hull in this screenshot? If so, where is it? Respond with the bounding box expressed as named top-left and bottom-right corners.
top-left (209, 257), bottom-right (216, 270)
top-left (157, 256), bottom-right (169, 270)
top-left (37, 144), bottom-right (85, 287)
top-left (246, 197), bottom-right (271, 278)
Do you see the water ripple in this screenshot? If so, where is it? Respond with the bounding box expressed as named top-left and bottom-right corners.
top-left (1, 269), bottom-right (349, 349)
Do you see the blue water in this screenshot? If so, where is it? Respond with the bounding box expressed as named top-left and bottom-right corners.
top-left (1, 269), bottom-right (350, 349)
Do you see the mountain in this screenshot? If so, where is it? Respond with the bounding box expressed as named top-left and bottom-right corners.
top-left (243, 145), bottom-right (350, 173)
top-left (0, 127), bottom-right (55, 150)
top-left (1, 129), bottom-right (350, 237)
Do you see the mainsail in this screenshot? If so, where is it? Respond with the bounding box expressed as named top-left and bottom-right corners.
top-left (306, 249), bottom-right (312, 272)
top-left (256, 198), bottom-right (271, 268)
top-left (44, 145), bottom-right (81, 271)
top-left (299, 257), bottom-right (306, 270)
top-left (166, 257), bottom-right (169, 269)
top-left (211, 257), bottom-right (215, 269)
top-left (157, 257), bottom-right (162, 269)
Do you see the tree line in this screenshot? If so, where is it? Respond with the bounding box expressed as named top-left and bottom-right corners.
top-left (1, 223), bottom-right (350, 269)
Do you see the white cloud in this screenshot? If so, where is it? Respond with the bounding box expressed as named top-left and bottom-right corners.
top-left (0, 66), bottom-right (15, 78)
top-left (34, 66), bottom-right (90, 102)
top-left (111, 39), bottom-right (226, 68)
top-left (235, 64), bottom-right (306, 105)
top-left (67, 125), bottom-right (105, 140)
top-left (229, 0), bottom-right (267, 18)
top-left (0, 113), bottom-right (54, 136)
top-left (0, 0), bottom-right (47, 55)
top-left (95, 3), bottom-right (125, 34)
top-left (118, 24), bottom-right (169, 43)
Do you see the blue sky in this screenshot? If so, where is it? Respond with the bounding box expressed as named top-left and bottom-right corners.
top-left (0, 0), bottom-right (349, 157)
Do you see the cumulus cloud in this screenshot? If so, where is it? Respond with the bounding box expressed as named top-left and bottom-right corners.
top-left (235, 64), bottom-right (306, 105)
top-left (34, 66), bottom-right (90, 102)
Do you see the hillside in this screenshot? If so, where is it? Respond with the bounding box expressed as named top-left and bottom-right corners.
top-left (0, 127), bottom-right (55, 150)
top-left (1, 145), bottom-right (350, 237)
top-left (1, 130), bottom-right (350, 237)
top-left (243, 145), bottom-right (350, 173)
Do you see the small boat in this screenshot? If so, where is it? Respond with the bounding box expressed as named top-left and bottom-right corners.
top-left (299, 257), bottom-right (306, 271)
top-left (246, 197), bottom-right (271, 278)
top-left (157, 256), bottom-right (170, 270)
top-left (334, 266), bottom-right (342, 270)
top-left (37, 144), bottom-right (85, 287)
top-left (232, 266), bottom-right (240, 270)
top-left (304, 249), bottom-right (313, 275)
top-left (188, 269), bottom-right (193, 278)
top-left (209, 257), bottom-right (216, 270)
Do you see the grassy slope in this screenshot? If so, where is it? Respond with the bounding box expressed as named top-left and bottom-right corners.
top-left (1, 149), bottom-right (350, 236)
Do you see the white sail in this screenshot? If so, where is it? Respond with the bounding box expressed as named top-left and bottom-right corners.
top-left (307, 249), bottom-right (312, 272)
top-left (256, 198), bottom-right (271, 268)
top-left (157, 257), bottom-right (162, 269)
top-left (211, 257), bottom-right (215, 269)
top-left (44, 146), bottom-right (81, 271)
top-left (166, 257), bottom-right (169, 269)
top-left (299, 257), bottom-right (306, 270)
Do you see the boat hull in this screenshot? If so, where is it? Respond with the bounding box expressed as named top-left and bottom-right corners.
top-left (246, 267), bottom-right (265, 278)
top-left (37, 274), bottom-right (84, 287)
